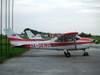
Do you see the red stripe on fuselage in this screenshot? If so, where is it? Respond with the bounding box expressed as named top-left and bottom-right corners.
top-left (50, 42), bottom-right (92, 47)
top-left (22, 42), bottom-right (93, 48)
top-left (79, 38), bottom-right (93, 41)
top-left (8, 38), bottom-right (23, 41)
top-left (22, 44), bottom-right (31, 47)
top-left (8, 38), bottom-right (45, 41)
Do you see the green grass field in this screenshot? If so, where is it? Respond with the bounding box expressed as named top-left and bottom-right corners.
top-left (0, 36), bottom-right (29, 63)
top-left (91, 36), bottom-right (100, 44)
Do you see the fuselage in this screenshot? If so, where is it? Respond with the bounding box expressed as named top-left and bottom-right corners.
top-left (11, 37), bottom-right (94, 51)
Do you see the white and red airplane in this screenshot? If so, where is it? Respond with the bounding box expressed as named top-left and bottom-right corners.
top-left (25, 30), bottom-right (44, 41)
top-left (4, 28), bottom-right (95, 57)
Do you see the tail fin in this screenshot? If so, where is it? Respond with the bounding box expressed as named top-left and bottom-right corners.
top-left (4, 28), bottom-right (24, 46)
top-left (25, 30), bottom-right (35, 39)
top-left (26, 30), bottom-right (43, 40)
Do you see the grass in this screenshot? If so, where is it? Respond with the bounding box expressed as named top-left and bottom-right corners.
top-left (0, 36), bottom-right (29, 63)
top-left (90, 36), bottom-right (100, 44)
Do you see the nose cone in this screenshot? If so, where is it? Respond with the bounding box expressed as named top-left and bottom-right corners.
top-left (80, 38), bottom-right (95, 43)
top-left (93, 39), bottom-right (98, 44)
top-left (87, 38), bottom-right (97, 44)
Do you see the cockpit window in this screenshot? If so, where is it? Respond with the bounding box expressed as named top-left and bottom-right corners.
top-left (64, 37), bottom-right (73, 42)
top-left (55, 35), bottom-right (81, 42)
top-left (56, 36), bottom-right (73, 42)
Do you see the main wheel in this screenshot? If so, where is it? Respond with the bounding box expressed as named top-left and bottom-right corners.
top-left (83, 52), bottom-right (89, 56)
top-left (64, 52), bottom-right (71, 57)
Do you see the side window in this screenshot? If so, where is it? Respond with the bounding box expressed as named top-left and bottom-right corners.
top-left (55, 36), bottom-right (75, 42)
top-left (55, 37), bottom-right (63, 42)
top-left (63, 37), bottom-right (73, 42)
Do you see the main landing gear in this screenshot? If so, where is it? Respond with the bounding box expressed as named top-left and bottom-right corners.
top-left (83, 50), bottom-right (89, 56)
top-left (64, 50), bottom-right (71, 57)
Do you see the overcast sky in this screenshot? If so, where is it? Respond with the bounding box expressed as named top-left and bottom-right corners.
top-left (1, 0), bottom-right (100, 35)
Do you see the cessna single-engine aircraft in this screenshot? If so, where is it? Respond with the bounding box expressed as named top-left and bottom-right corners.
top-left (25, 30), bottom-right (44, 41)
top-left (4, 28), bottom-right (95, 57)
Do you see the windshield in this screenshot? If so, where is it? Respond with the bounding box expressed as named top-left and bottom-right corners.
top-left (76, 35), bottom-right (81, 40)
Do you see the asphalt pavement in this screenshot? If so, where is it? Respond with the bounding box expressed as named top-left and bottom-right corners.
top-left (0, 47), bottom-right (100, 75)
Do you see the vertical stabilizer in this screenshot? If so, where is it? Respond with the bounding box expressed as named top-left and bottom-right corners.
top-left (4, 28), bottom-right (24, 46)
top-left (26, 30), bottom-right (43, 40)
top-left (4, 28), bottom-right (23, 40)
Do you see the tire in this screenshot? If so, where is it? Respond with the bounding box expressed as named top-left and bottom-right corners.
top-left (83, 52), bottom-right (89, 56)
top-left (64, 52), bottom-right (71, 57)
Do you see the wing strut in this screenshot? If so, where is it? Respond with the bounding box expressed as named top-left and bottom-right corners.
top-left (73, 35), bottom-right (77, 50)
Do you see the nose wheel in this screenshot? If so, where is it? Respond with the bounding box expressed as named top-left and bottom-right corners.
top-left (64, 50), bottom-right (71, 57)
